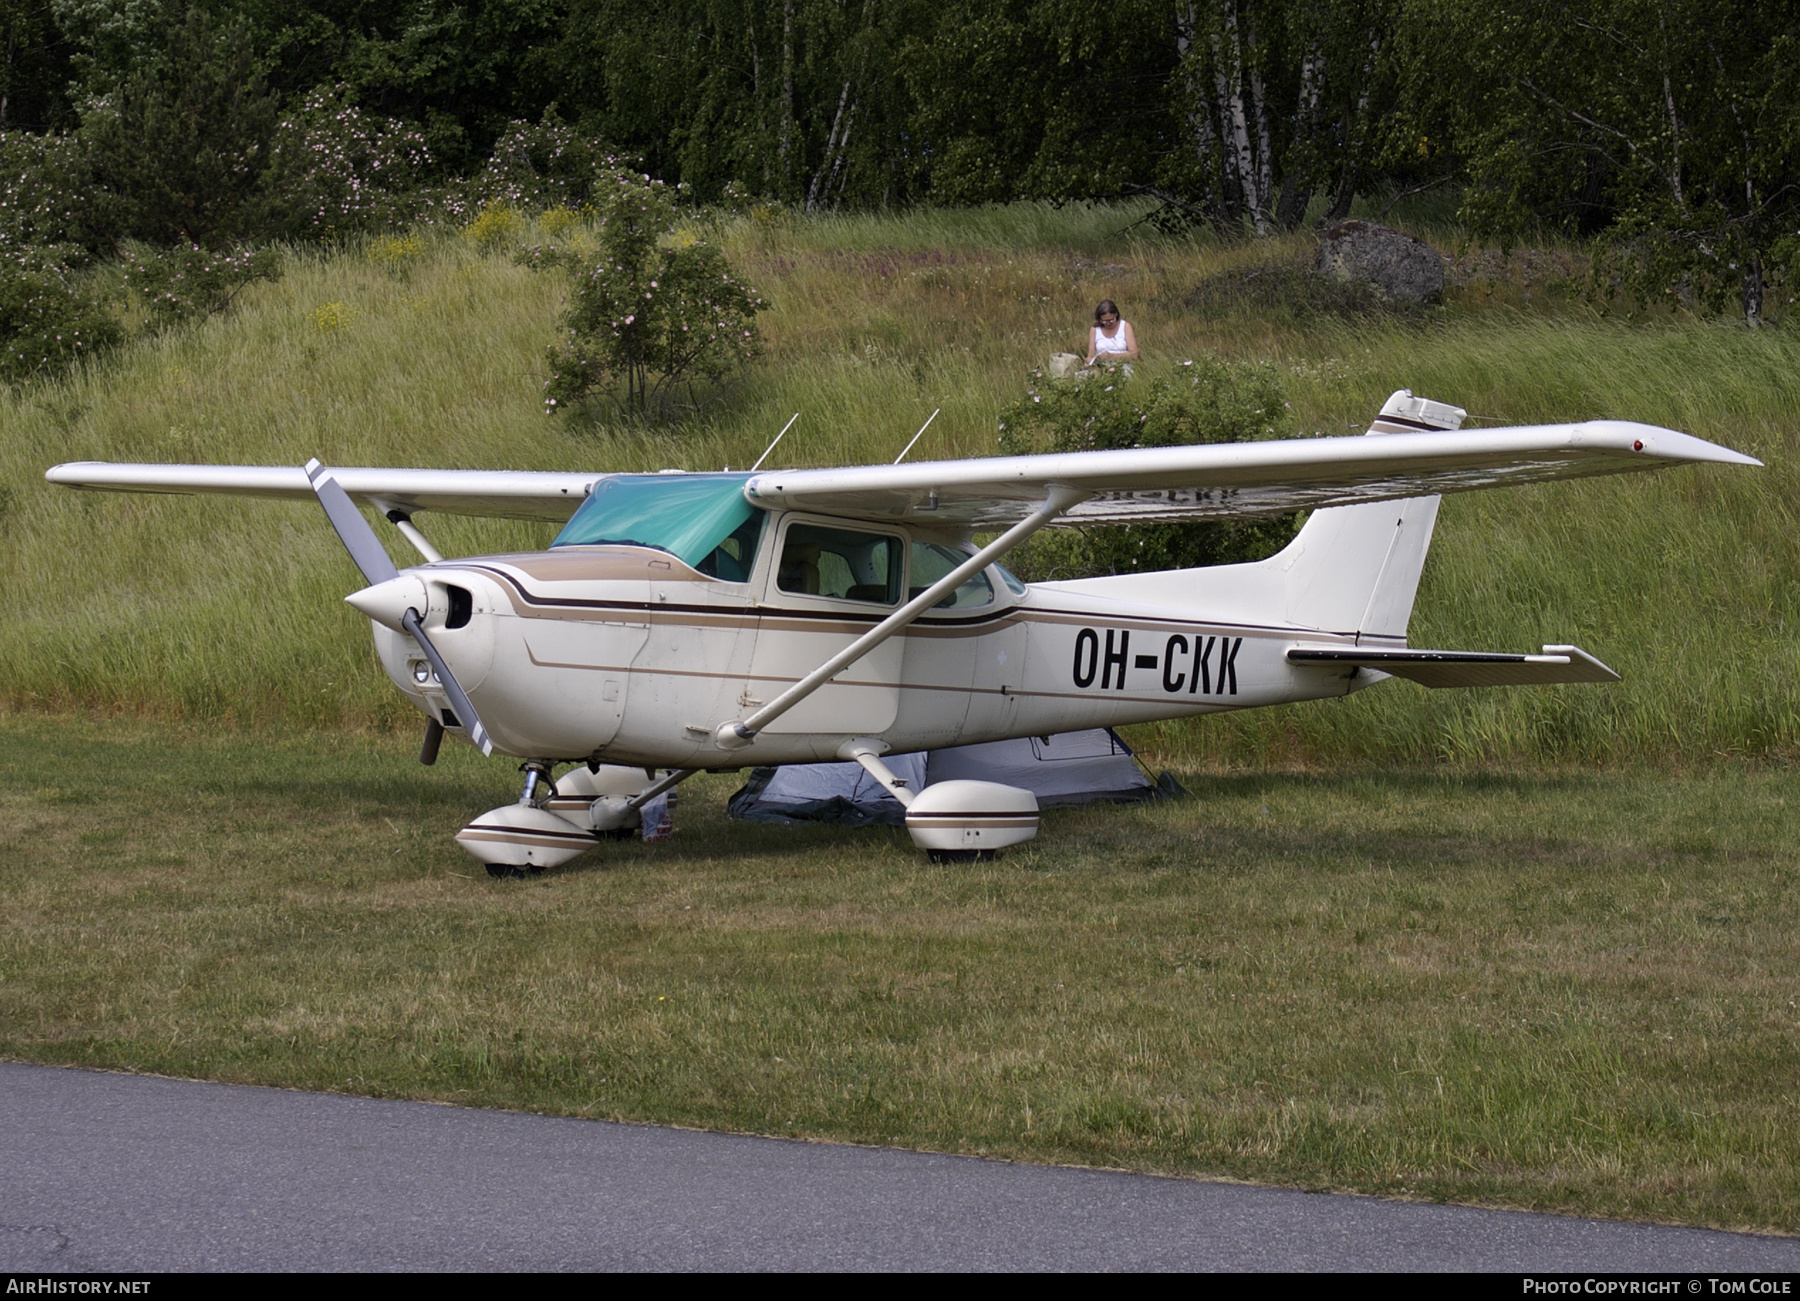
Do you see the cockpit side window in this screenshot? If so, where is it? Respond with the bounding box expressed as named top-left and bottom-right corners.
top-left (908, 541), bottom-right (995, 610)
top-left (778, 523), bottom-right (902, 604)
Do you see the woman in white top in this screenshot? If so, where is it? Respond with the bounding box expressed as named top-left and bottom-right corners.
top-left (1085, 299), bottom-right (1138, 366)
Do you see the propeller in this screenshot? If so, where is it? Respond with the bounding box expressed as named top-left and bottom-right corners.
top-left (305, 459), bottom-right (494, 757)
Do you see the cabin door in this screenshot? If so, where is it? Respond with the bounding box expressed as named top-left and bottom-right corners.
top-left (746, 517), bottom-right (904, 736)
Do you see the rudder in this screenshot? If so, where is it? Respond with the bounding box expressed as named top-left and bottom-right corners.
top-left (1272, 390), bottom-right (1465, 641)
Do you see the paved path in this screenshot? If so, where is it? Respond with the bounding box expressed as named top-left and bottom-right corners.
top-left (3, 1062), bottom-right (1797, 1272)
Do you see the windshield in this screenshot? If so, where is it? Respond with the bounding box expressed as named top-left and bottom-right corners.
top-left (551, 473), bottom-right (765, 579)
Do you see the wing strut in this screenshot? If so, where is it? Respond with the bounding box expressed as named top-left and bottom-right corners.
top-left (713, 484), bottom-right (1090, 751)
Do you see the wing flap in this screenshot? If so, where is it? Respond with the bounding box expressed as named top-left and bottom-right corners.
top-left (43, 463), bottom-right (599, 522)
top-left (1288, 644), bottom-right (1620, 688)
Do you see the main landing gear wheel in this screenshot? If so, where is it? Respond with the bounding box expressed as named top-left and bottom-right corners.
top-left (485, 862), bottom-right (546, 880)
top-left (927, 848), bottom-right (998, 864)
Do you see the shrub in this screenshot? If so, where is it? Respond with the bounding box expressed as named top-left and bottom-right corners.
top-left (366, 232), bottom-right (426, 272)
top-left (119, 243), bottom-right (281, 328)
top-left (997, 357), bottom-right (1302, 579)
top-left (0, 132), bottom-right (96, 251)
top-left (463, 202), bottom-right (523, 250)
top-left (264, 84), bottom-right (435, 240)
top-left (472, 116), bottom-right (625, 212)
top-left (0, 247), bottom-right (121, 383)
top-left (542, 172), bottom-right (766, 419)
top-left (311, 300), bottom-right (356, 333)
top-left (538, 206), bottom-right (581, 237)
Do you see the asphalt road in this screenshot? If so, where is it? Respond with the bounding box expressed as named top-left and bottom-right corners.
top-left (3, 1061), bottom-right (1797, 1272)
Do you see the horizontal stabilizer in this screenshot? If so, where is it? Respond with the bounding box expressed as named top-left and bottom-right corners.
top-left (1287, 644), bottom-right (1620, 689)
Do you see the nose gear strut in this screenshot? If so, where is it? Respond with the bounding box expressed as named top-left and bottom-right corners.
top-left (517, 761), bottom-right (557, 807)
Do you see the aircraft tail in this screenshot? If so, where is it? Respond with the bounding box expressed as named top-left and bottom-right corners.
top-left (1037, 389), bottom-right (1467, 642)
top-left (1268, 390), bottom-right (1466, 640)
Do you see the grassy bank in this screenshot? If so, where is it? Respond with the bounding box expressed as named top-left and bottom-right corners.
top-left (3, 714), bottom-right (1798, 1232)
top-left (1, 202), bottom-right (1797, 759)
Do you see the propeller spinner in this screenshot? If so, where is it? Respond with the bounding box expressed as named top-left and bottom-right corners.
top-left (305, 458), bottom-right (494, 757)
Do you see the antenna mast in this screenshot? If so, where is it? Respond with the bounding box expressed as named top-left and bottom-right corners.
top-left (893, 408), bottom-right (940, 464)
top-left (750, 413), bottom-right (800, 472)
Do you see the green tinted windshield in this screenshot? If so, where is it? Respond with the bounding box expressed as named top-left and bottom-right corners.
top-left (551, 473), bottom-right (764, 578)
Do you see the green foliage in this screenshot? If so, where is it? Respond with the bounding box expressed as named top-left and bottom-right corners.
top-left (80, 9), bottom-right (280, 246)
top-left (1398, 0), bottom-right (1800, 325)
top-left (264, 83), bottom-right (436, 241)
top-left (0, 245), bottom-right (120, 382)
top-left (998, 357), bottom-right (1301, 579)
top-left (542, 174), bottom-right (766, 419)
top-left (0, 0), bottom-right (77, 129)
top-left (117, 242), bottom-right (281, 328)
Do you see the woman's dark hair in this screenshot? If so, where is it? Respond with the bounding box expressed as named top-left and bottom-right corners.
top-left (1093, 300), bottom-right (1120, 322)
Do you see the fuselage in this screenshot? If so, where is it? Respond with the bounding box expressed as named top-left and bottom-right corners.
top-left (368, 508), bottom-right (1367, 766)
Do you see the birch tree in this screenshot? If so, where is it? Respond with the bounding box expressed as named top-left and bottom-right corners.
top-left (1166, 0), bottom-right (1393, 236)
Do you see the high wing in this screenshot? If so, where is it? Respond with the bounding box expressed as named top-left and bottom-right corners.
top-left (45, 419), bottom-right (1756, 527)
top-left (42, 463), bottom-right (600, 522)
top-left (744, 420), bottom-right (1757, 525)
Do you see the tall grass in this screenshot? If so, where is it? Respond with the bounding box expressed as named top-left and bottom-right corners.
top-left (3, 204), bottom-right (1797, 760)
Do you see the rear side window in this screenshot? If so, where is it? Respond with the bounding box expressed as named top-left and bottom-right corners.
top-left (908, 542), bottom-right (994, 610)
top-left (778, 523), bottom-right (902, 604)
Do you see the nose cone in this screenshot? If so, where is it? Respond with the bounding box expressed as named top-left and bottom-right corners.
top-left (345, 575), bottom-right (430, 632)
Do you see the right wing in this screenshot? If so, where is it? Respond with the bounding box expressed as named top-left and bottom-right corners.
top-left (43, 463), bottom-right (600, 523)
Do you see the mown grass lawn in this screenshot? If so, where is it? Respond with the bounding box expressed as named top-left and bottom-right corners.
top-left (3, 712), bottom-right (1797, 1234)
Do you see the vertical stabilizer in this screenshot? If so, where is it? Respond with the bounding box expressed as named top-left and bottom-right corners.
top-left (1274, 390), bottom-right (1465, 640)
top-left (1031, 390), bottom-right (1467, 642)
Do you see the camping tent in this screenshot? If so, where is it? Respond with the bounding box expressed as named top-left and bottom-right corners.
top-left (727, 729), bottom-right (1175, 826)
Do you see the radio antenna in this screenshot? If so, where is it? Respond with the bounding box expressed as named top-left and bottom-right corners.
top-left (893, 408), bottom-right (940, 464)
top-left (750, 413), bottom-right (800, 472)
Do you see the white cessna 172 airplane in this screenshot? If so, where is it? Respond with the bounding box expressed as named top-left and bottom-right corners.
top-left (47, 391), bottom-right (1758, 875)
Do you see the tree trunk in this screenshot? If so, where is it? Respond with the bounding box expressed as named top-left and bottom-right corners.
top-left (748, 0), bottom-right (767, 192)
top-left (1209, 32), bottom-right (1245, 230)
top-left (1246, 16), bottom-right (1273, 233)
top-left (1220, 2), bottom-right (1267, 235)
top-left (1743, 254), bottom-right (1763, 328)
top-left (1274, 48), bottom-right (1321, 229)
top-left (779, 0), bottom-right (796, 196)
top-left (1320, 29), bottom-right (1379, 226)
top-left (1, 22), bottom-right (13, 129)
top-left (1175, 2), bottom-right (1229, 231)
top-left (807, 81), bottom-right (854, 212)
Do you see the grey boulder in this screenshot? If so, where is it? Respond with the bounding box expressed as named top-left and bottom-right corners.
top-left (1316, 220), bottom-right (1444, 303)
